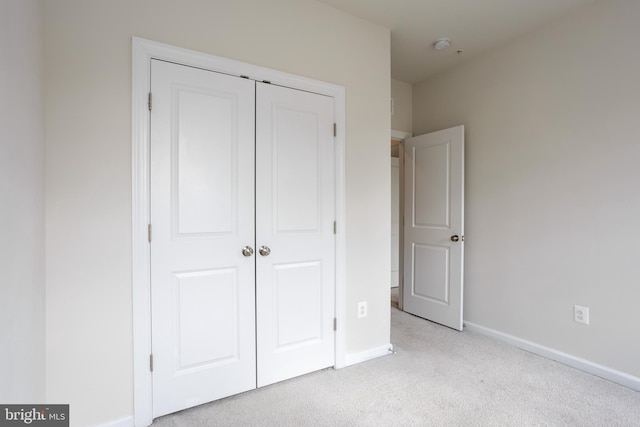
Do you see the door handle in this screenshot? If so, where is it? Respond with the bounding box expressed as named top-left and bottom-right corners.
top-left (451, 235), bottom-right (461, 242)
top-left (242, 246), bottom-right (254, 257)
top-left (259, 246), bottom-right (271, 256)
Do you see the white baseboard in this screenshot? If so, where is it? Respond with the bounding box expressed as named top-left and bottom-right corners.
top-left (343, 343), bottom-right (394, 367)
top-left (97, 415), bottom-right (134, 427)
top-left (464, 321), bottom-right (640, 392)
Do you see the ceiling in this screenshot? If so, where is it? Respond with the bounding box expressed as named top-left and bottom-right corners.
top-left (316, 0), bottom-right (595, 83)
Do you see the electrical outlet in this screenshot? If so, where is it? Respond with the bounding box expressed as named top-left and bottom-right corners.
top-left (574, 305), bottom-right (590, 325)
top-left (357, 301), bottom-right (367, 318)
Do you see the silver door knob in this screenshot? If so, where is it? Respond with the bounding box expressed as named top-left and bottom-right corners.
top-left (450, 235), bottom-right (460, 242)
top-left (259, 246), bottom-right (271, 256)
top-left (242, 246), bottom-right (254, 257)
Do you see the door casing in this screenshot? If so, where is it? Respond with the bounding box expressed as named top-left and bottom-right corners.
top-left (391, 129), bottom-right (412, 310)
top-left (132, 37), bottom-right (347, 427)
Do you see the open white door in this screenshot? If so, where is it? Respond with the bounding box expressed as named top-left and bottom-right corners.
top-left (403, 126), bottom-right (464, 331)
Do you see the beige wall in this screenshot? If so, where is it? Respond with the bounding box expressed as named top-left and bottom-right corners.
top-left (44, 0), bottom-right (390, 425)
top-left (414, 0), bottom-right (640, 378)
top-left (0, 0), bottom-right (46, 403)
top-left (391, 78), bottom-right (412, 132)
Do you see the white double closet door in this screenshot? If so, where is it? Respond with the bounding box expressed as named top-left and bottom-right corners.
top-left (149, 60), bottom-right (336, 418)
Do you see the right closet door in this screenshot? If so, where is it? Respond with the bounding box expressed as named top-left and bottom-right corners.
top-left (255, 82), bottom-right (336, 387)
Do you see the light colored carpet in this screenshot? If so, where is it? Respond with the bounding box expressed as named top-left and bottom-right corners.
top-left (153, 288), bottom-right (640, 426)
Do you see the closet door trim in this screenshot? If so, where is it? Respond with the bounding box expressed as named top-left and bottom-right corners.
top-left (131, 37), bottom-right (346, 427)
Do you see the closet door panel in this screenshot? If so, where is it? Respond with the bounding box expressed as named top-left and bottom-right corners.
top-left (150, 60), bottom-right (256, 418)
top-left (150, 62), bottom-right (337, 417)
top-left (255, 82), bottom-right (336, 387)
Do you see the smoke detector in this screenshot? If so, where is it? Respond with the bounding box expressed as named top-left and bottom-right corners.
top-left (434, 38), bottom-right (451, 50)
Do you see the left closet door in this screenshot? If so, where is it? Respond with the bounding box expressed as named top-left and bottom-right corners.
top-left (150, 60), bottom-right (256, 418)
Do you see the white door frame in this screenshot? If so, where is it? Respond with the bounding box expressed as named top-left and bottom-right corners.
top-left (131, 37), bottom-right (347, 427)
top-left (391, 130), bottom-right (411, 310)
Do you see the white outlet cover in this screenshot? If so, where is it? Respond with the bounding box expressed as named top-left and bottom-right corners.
top-left (574, 305), bottom-right (590, 325)
top-left (357, 301), bottom-right (367, 318)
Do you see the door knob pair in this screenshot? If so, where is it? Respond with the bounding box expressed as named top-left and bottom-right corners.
top-left (242, 246), bottom-right (270, 257)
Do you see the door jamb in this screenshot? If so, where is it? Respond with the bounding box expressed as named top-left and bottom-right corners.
top-left (391, 130), bottom-right (411, 311)
top-left (131, 37), bottom-right (347, 427)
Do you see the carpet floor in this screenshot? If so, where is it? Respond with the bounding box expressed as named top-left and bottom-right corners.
top-left (153, 289), bottom-right (640, 426)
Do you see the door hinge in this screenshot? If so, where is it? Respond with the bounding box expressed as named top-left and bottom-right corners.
top-left (148, 224), bottom-right (152, 243)
top-left (333, 318), bottom-right (337, 331)
top-left (333, 221), bottom-right (336, 235)
top-left (148, 92), bottom-right (152, 111)
top-left (150, 354), bottom-right (154, 372)
top-left (333, 123), bottom-right (337, 137)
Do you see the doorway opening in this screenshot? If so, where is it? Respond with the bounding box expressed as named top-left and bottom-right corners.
top-left (389, 127), bottom-right (465, 331)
